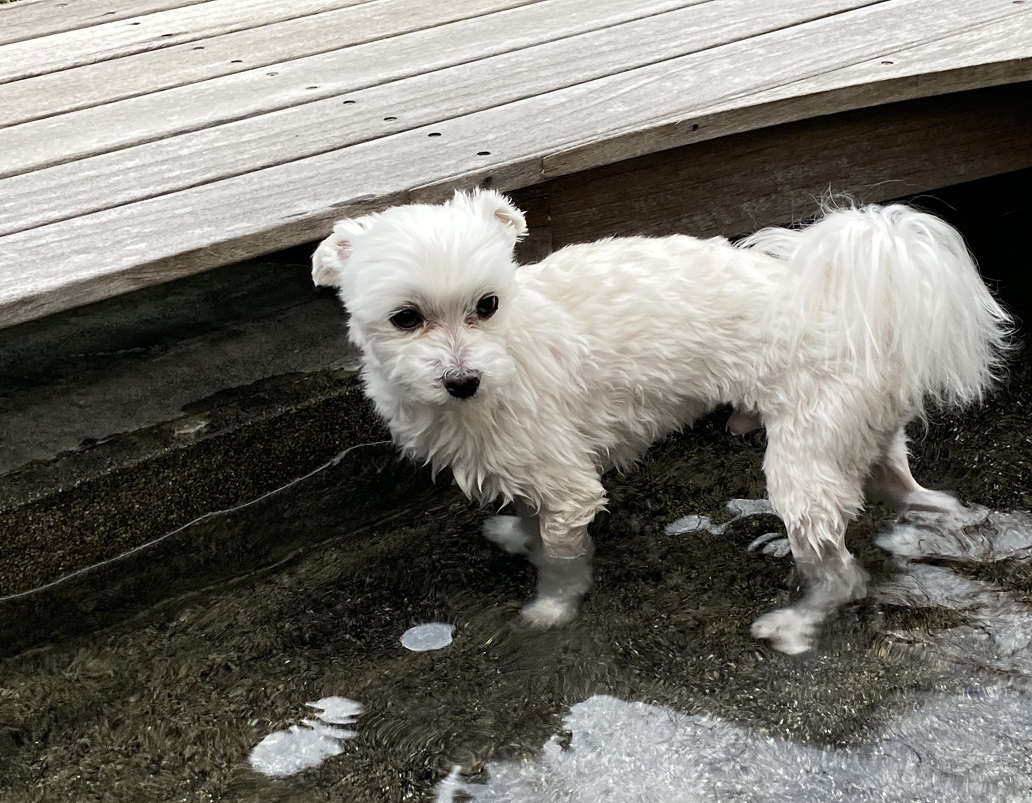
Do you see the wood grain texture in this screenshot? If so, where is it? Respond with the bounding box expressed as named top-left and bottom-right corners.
top-left (0, 0), bottom-right (370, 84)
top-left (543, 7), bottom-right (1032, 176)
top-left (0, 0), bottom-right (859, 231)
top-left (0, 0), bottom-right (213, 46)
top-left (0, 0), bottom-right (710, 179)
top-left (0, 0), bottom-right (537, 127)
top-left (406, 0), bottom-right (1031, 195)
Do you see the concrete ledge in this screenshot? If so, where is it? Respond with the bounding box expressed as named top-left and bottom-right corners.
top-left (0, 443), bottom-right (448, 659)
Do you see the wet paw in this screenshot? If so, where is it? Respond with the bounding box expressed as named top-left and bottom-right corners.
top-left (751, 608), bottom-right (819, 655)
top-left (483, 515), bottom-right (532, 555)
top-left (521, 597), bottom-right (578, 628)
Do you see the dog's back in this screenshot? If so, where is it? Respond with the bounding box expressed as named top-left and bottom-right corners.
top-left (519, 235), bottom-right (785, 403)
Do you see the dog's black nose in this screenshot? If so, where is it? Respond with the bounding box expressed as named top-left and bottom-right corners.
top-left (444, 372), bottom-right (480, 399)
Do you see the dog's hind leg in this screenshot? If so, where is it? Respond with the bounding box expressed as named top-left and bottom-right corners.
top-left (865, 428), bottom-right (963, 514)
top-left (751, 410), bottom-right (873, 654)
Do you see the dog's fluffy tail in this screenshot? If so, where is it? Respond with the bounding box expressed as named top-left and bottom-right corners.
top-left (737, 202), bottom-right (1013, 412)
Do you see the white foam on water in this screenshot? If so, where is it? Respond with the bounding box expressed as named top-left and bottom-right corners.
top-left (746, 531), bottom-right (791, 557)
top-left (434, 764), bottom-right (468, 803)
top-left (876, 505), bottom-right (1032, 563)
top-left (725, 498), bottom-right (774, 518)
top-left (436, 691), bottom-right (1032, 801)
top-left (664, 513), bottom-right (720, 536)
top-left (248, 697), bottom-right (362, 777)
top-left (401, 622), bottom-right (454, 652)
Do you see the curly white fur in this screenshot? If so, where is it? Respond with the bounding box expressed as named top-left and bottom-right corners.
top-left (313, 189), bottom-right (1011, 651)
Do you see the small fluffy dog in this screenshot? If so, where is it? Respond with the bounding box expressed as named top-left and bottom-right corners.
top-left (313, 189), bottom-right (1011, 653)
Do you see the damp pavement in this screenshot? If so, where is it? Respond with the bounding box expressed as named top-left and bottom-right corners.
top-left (3, 357), bottom-right (1032, 802)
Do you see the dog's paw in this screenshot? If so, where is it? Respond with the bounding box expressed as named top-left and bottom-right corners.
top-left (751, 608), bottom-right (820, 655)
top-left (521, 597), bottom-right (578, 629)
top-left (483, 515), bottom-right (532, 555)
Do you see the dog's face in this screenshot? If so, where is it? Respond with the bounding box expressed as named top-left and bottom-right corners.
top-left (313, 189), bottom-right (527, 406)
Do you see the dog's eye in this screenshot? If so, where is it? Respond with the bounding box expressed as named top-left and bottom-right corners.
top-left (389, 308), bottom-right (424, 331)
top-left (476, 294), bottom-right (499, 319)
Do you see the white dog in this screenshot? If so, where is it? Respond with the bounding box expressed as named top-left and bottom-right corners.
top-left (312, 189), bottom-right (1011, 654)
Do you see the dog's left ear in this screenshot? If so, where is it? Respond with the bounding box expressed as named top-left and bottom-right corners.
top-left (454, 189), bottom-right (527, 246)
top-left (312, 215), bottom-right (377, 289)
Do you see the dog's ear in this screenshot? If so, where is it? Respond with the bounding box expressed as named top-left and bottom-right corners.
top-left (311, 216), bottom-right (377, 288)
top-left (453, 189), bottom-right (527, 245)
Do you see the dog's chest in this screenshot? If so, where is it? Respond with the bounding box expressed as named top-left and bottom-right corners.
top-left (391, 403), bottom-right (521, 502)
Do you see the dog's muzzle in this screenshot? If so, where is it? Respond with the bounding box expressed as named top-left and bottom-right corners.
top-left (443, 369), bottom-right (481, 399)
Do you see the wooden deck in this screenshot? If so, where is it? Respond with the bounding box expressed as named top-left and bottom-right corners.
top-left (1, 0), bottom-right (1030, 329)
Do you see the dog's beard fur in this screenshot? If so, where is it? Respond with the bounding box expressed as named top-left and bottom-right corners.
top-left (314, 189), bottom-right (1012, 654)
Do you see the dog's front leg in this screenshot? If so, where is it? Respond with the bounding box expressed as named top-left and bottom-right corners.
top-left (523, 533), bottom-right (595, 628)
top-left (520, 507), bottom-right (596, 628)
top-left (483, 472), bottom-right (602, 628)
top-left (483, 506), bottom-right (596, 628)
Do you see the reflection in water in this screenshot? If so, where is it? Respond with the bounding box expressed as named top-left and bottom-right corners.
top-left (878, 507), bottom-right (1032, 677)
top-left (248, 697), bottom-right (363, 778)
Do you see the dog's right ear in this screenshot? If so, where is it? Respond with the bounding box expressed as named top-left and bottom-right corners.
top-left (311, 216), bottom-right (377, 289)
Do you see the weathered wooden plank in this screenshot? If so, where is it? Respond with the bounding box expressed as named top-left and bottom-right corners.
top-left (542, 7), bottom-right (1032, 176)
top-left (0, 0), bottom-right (705, 176)
top-left (0, 0), bottom-right (536, 127)
top-left (0, 0), bottom-right (372, 84)
top-left (545, 85), bottom-right (1032, 247)
top-left (1, 0), bottom-right (1029, 328)
top-left (0, 0), bottom-right (706, 176)
top-left (0, 0), bottom-right (213, 47)
top-left (4, 83), bottom-right (1029, 332)
top-left (0, 0), bottom-right (884, 229)
top-left (770, 12), bottom-right (1032, 89)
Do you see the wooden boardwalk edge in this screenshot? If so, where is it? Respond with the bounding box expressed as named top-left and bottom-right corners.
top-left (2, 80), bottom-right (1029, 331)
top-left (0, 0), bottom-right (1029, 331)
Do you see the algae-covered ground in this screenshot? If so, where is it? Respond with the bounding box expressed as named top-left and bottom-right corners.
top-left (3, 349), bottom-right (1032, 801)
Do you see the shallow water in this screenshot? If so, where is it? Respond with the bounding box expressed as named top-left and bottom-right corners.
top-left (3, 354), bottom-right (1032, 802)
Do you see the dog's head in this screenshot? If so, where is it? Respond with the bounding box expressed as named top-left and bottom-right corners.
top-left (313, 189), bottom-right (527, 406)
